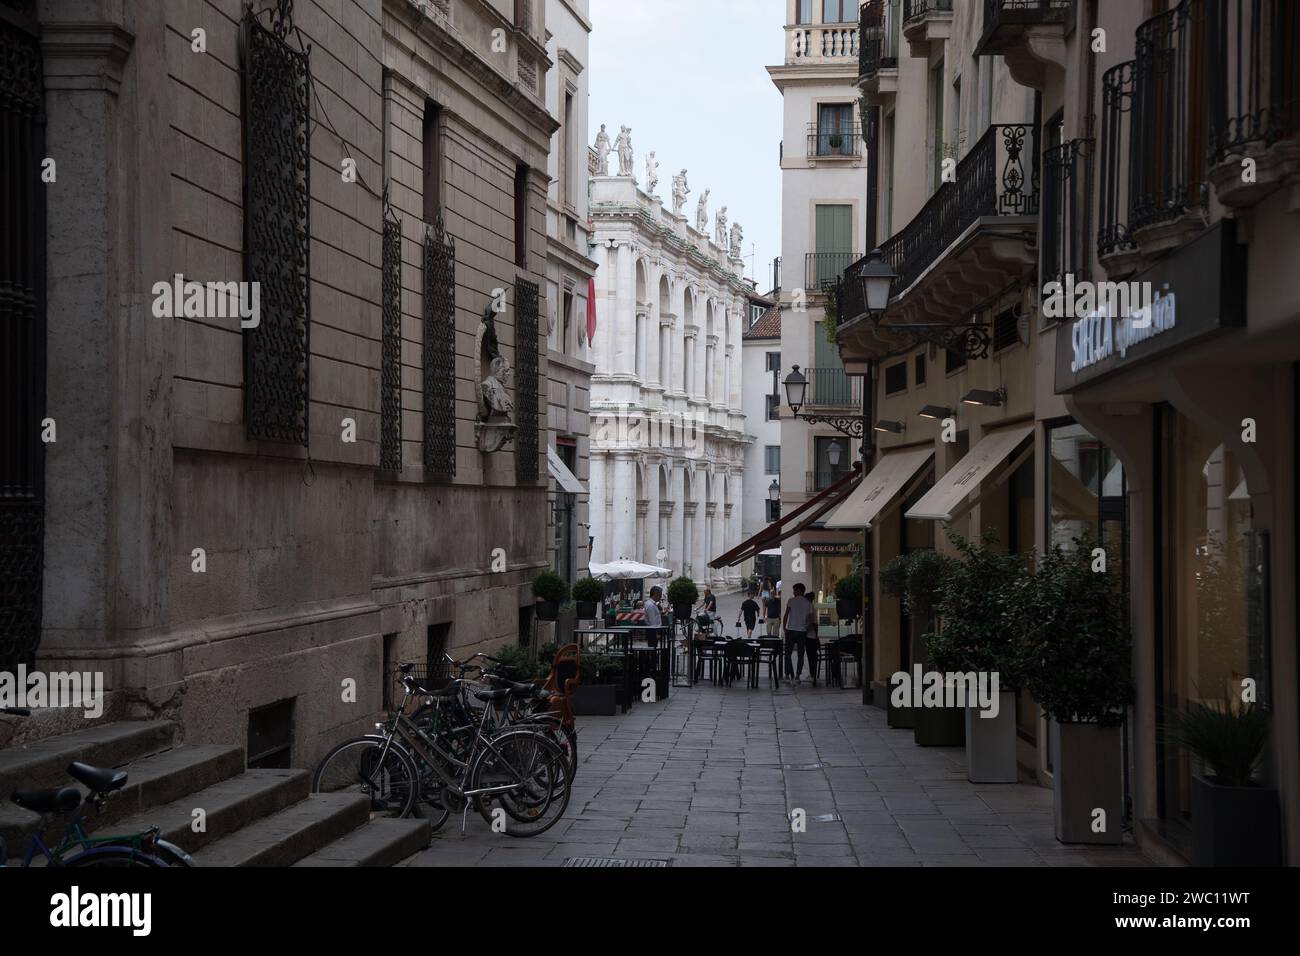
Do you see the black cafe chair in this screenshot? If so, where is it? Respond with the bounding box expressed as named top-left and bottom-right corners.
top-left (756, 637), bottom-right (783, 688)
top-left (722, 639), bottom-right (758, 689)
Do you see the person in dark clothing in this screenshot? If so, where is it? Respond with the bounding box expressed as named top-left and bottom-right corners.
top-left (763, 591), bottom-right (781, 637)
top-left (782, 583), bottom-right (813, 681)
top-left (737, 590), bottom-right (761, 638)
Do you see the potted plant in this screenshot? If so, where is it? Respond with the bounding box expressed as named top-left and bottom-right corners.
top-left (880, 550), bottom-right (951, 729)
top-left (569, 651), bottom-right (624, 716)
top-left (834, 575), bottom-right (861, 622)
top-left (531, 570), bottom-right (569, 622)
top-left (926, 531), bottom-right (1027, 779)
top-left (827, 133), bottom-right (844, 150)
top-left (572, 576), bottom-right (603, 621)
top-left (1020, 534), bottom-right (1133, 845)
top-left (667, 576), bottom-right (698, 623)
top-left (492, 643), bottom-right (534, 682)
top-left (1164, 702), bottom-right (1280, 866)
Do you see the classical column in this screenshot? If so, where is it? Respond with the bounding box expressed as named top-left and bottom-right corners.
top-left (690, 472), bottom-right (707, 584)
top-left (615, 244), bottom-right (635, 376)
top-left (611, 453), bottom-right (636, 562)
top-left (588, 453), bottom-right (607, 563)
top-left (635, 305), bottom-right (648, 380)
top-left (647, 280), bottom-right (662, 389)
top-left (645, 459), bottom-right (660, 563)
top-left (727, 469), bottom-right (744, 587)
top-left (710, 477), bottom-right (725, 586)
top-left (669, 462), bottom-right (686, 577)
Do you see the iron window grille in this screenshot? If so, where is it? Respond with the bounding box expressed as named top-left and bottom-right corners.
top-left (0, 0), bottom-right (45, 670)
top-left (1042, 134), bottom-right (1093, 291)
top-left (380, 194), bottom-right (403, 472)
top-left (423, 213), bottom-right (457, 480)
top-left (515, 279), bottom-right (541, 483)
top-left (1207, 0), bottom-right (1300, 166)
top-left (240, 2), bottom-right (311, 446)
top-left (1098, 60), bottom-right (1136, 259)
top-left (992, 308), bottom-right (1020, 352)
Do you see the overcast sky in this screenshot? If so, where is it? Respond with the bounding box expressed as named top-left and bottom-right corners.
top-left (588, 0), bottom-right (786, 293)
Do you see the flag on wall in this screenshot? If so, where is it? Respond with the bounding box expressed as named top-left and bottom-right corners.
top-left (587, 277), bottom-right (597, 345)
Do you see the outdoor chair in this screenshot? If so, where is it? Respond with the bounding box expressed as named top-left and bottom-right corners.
top-left (756, 637), bottom-right (783, 688)
top-left (722, 639), bottom-right (758, 688)
top-left (541, 642), bottom-right (581, 728)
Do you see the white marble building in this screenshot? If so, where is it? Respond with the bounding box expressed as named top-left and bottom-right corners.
top-left (587, 154), bottom-right (753, 588)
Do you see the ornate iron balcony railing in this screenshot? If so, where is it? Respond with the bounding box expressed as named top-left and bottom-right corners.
top-left (1098, 60), bottom-right (1136, 258)
top-left (978, 0), bottom-right (1074, 54)
top-left (806, 251), bottom-right (862, 292)
top-left (807, 122), bottom-right (863, 158)
top-left (1042, 135), bottom-right (1094, 290)
top-left (840, 123), bottom-right (1039, 321)
top-left (859, 0), bottom-right (900, 80)
top-left (1207, 0), bottom-right (1300, 165)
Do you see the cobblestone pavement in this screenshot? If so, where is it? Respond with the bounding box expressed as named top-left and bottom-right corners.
top-left (402, 682), bottom-right (1150, 868)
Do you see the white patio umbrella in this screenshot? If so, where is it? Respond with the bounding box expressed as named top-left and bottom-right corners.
top-left (588, 559), bottom-right (674, 581)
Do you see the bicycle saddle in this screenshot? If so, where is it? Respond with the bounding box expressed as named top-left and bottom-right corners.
top-left (67, 761), bottom-right (128, 795)
top-left (473, 687), bottom-right (515, 703)
top-left (484, 675), bottom-right (553, 700)
top-left (12, 786), bottom-right (82, 814)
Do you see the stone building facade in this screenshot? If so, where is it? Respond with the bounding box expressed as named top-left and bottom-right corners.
top-left (586, 168), bottom-right (753, 588)
top-left (10, 0), bottom-right (558, 768)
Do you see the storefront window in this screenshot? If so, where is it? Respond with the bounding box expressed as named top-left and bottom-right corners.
top-left (1159, 407), bottom-right (1253, 825)
top-left (810, 545), bottom-right (856, 630)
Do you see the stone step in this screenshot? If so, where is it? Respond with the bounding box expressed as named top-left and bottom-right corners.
top-left (0, 743), bottom-right (246, 851)
top-left (293, 817), bottom-right (431, 867)
top-left (192, 792), bottom-right (372, 867)
top-left (107, 768), bottom-right (311, 856)
top-left (0, 720), bottom-right (176, 796)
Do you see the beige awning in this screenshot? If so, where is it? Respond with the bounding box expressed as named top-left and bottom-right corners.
top-left (547, 446), bottom-right (586, 495)
top-left (905, 424), bottom-right (1035, 521)
top-left (822, 447), bottom-right (934, 529)
top-left (1050, 456), bottom-right (1098, 521)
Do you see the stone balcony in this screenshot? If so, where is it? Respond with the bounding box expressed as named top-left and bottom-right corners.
top-left (974, 0), bottom-right (1073, 91)
top-left (785, 20), bottom-right (859, 67)
top-left (902, 0), bottom-right (953, 59)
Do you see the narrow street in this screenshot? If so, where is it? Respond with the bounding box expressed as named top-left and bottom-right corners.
top-left (404, 682), bottom-right (1147, 868)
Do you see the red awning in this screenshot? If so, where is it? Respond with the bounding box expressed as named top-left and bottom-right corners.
top-left (586, 277), bottom-right (597, 345)
top-left (709, 464), bottom-right (862, 569)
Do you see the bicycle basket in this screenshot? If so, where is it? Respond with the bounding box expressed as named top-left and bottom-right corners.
top-left (394, 659), bottom-right (454, 700)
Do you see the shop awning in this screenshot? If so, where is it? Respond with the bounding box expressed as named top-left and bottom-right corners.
top-left (547, 446), bottom-right (586, 495)
top-left (822, 447), bottom-right (934, 529)
top-left (905, 424), bottom-right (1035, 521)
top-left (709, 465), bottom-right (862, 569)
top-left (1050, 456), bottom-right (1098, 521)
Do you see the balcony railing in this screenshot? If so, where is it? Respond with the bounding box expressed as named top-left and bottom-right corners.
top-left (804, 367), bottom-right (862, 408)
top-left (807, 123), bottom-right (863, 158)
top-left (1098, 60), bottom-right (1136, 259)
top-left (860, 0), bottom-right (900, 80)
top-left (978, 0), bottom-right (1073, 54)
top-left (791, 24), bottom-right (859, 62)
top-left (1207, 0), bottom-right (1300, 166)
top-left (806, 252), bottom-right (862, 292)
top-left (808, 469), bottom-right (856, 492)
top-left (840, 123), bottom-right (1039, 320)
top-left (1042, 135), bottom-right (1093, 288)
top-left (904, 0), bottom-right (953, 21)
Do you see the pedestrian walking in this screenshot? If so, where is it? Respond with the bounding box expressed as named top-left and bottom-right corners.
top-left (781, 583), bottom-right (813, 682)
top-left (763, 588), bottom-right (781, 637)
top-left (737, 589), bottom-right (761, 638)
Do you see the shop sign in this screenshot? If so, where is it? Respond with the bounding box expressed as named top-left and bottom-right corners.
top-left (805, 543), bottom-right (857, 556)
top-left (1055, 222), bottom-right (1246, 392)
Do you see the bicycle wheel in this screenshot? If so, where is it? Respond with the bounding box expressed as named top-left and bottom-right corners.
top-left (154, 839), bottom-right (196, 866)
top-left (312, 737), bottom-right (417, 818)
top-left (64, 847), bottom-right (169, 867)
top-left (469, 730), bottom-right (571, 837)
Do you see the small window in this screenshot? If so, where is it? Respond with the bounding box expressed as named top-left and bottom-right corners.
top-left (767, 499), bottom-right (782, 522)
top-left (823, 0), bottom-right (850, 25)
top-left (766, 394), bottom-right (780, 421)
top-left (247, 698), bottom-right (295, 770)
top-left (993, 308), bottom-right (1020, 352)
top-left (945, 348), bottom-right (966, 374)
top-left (514, 163), bottom-right (529, 268)
top-left (884, 361), bottom-right (907, 395)
top-left (766, 351), bottom-right (782, 372)
top-left (914, 353), bottom-right (926, 386)
top-left (796, 0), bottom-right (813, 24)
top-left (426, 622), bottom-right (450, 665)
top-left (422, 101), bottom-right (443, 224)
top-left (765, 445), bottom-right (781, 475)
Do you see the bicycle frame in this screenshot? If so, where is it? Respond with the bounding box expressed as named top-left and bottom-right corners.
top-left (12, 811), bottom-right (162, 868)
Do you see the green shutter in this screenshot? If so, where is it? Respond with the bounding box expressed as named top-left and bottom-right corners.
top-left (814, 205), bottom-right (853, 287)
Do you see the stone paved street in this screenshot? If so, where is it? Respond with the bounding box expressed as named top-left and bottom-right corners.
top-left (403, 682), bottom-right (1150, 867)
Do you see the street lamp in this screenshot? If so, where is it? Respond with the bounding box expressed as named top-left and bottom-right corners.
top-left (826, 439), bottom-right (843, 468)
top-left (962, 387), bottom-right (1007, 407)
top-left (767, 479), bottom-right (780, 502)
top-left (783, 365), bottom-right (807, 417)
top-left (918, 404), bottom-right (954, 420)
top-left (856, 248), bottom-right (897, 316)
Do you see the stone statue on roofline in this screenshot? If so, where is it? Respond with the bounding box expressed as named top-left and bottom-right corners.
top-left (715, 206), bottom-right (728, 247)
top-left (645, 151), bottom-right (659, 195)
top-left (594, 124), bottom-right (610, 176)
top-left (730, 222), bottom-right (744, 258)
top-left (615, 125), bottom-right (634, 177)
top-left (695, 189), bottom-right (710, 233)
top-left (671, 169), bottom-right (689, 217)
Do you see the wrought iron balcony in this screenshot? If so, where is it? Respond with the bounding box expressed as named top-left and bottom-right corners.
top-left (977, 0), bottom-right (1073, 55)
top-left (806, 252), bottom-right (862, 292)
top-left (807, 123), bottom-right (863, 158)
top-left (1097, 60), bottom-right (1136, 262)
top-left (904, 0), bottom-right (953, 22)
top-left (859, 0), bottom-right (900, 82)
top-left (803, 367), bottom-right (862, 409)
top-left (1207, 0), bottom-right (1300, 206)
top-left (840, 123), bottom-right (1039, 322)
top-left (1042, 135), bottom-right (1093, 290)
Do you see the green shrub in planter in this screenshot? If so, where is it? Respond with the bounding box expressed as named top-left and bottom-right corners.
top-left (667, 576), bottom-right (698, 618)
top-left (492, 644), bottom-right (534, 681)
top-left (571, 576), bottom-right (604, 619)
top-left (531, 570), bottom-right (569, 621)
top-left (881, 549), bottom-right (951, 622)
top-left (1020, 535), bottom-right (1132, 725)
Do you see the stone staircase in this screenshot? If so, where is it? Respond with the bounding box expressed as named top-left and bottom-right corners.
top-left (0, 720), bottom-right (429, 866)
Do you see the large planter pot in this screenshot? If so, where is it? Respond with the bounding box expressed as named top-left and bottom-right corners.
top-left (535, 600), bottom-right (559, 622)
top-left (835, 599), bottom-right (860, 621)
top-left (964, 691), bottom-right (1018, 783)
top-left (1191, 775), bottom-right (1282, 866)
top-left (885, 681), bottom-right (914, 727)
top-left (672, 603), bottom-right (692, 622)
top-left (914, 701), bottom-right (966, 747)
top-left (575, 601), bottom-right (597, 620)
top-left (570, 684), bottom-right (617, 717)
top-left (1051, 720), bottom-right (1123, 845)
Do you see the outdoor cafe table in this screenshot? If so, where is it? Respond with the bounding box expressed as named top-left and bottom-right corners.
top-left (573, 625), bottom-right (672, 708)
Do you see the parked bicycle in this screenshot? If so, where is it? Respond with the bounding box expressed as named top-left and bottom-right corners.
top-left (311, 661), bottom-right (571, 837)
top-left (0, 708), bottom-right (194, 867)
